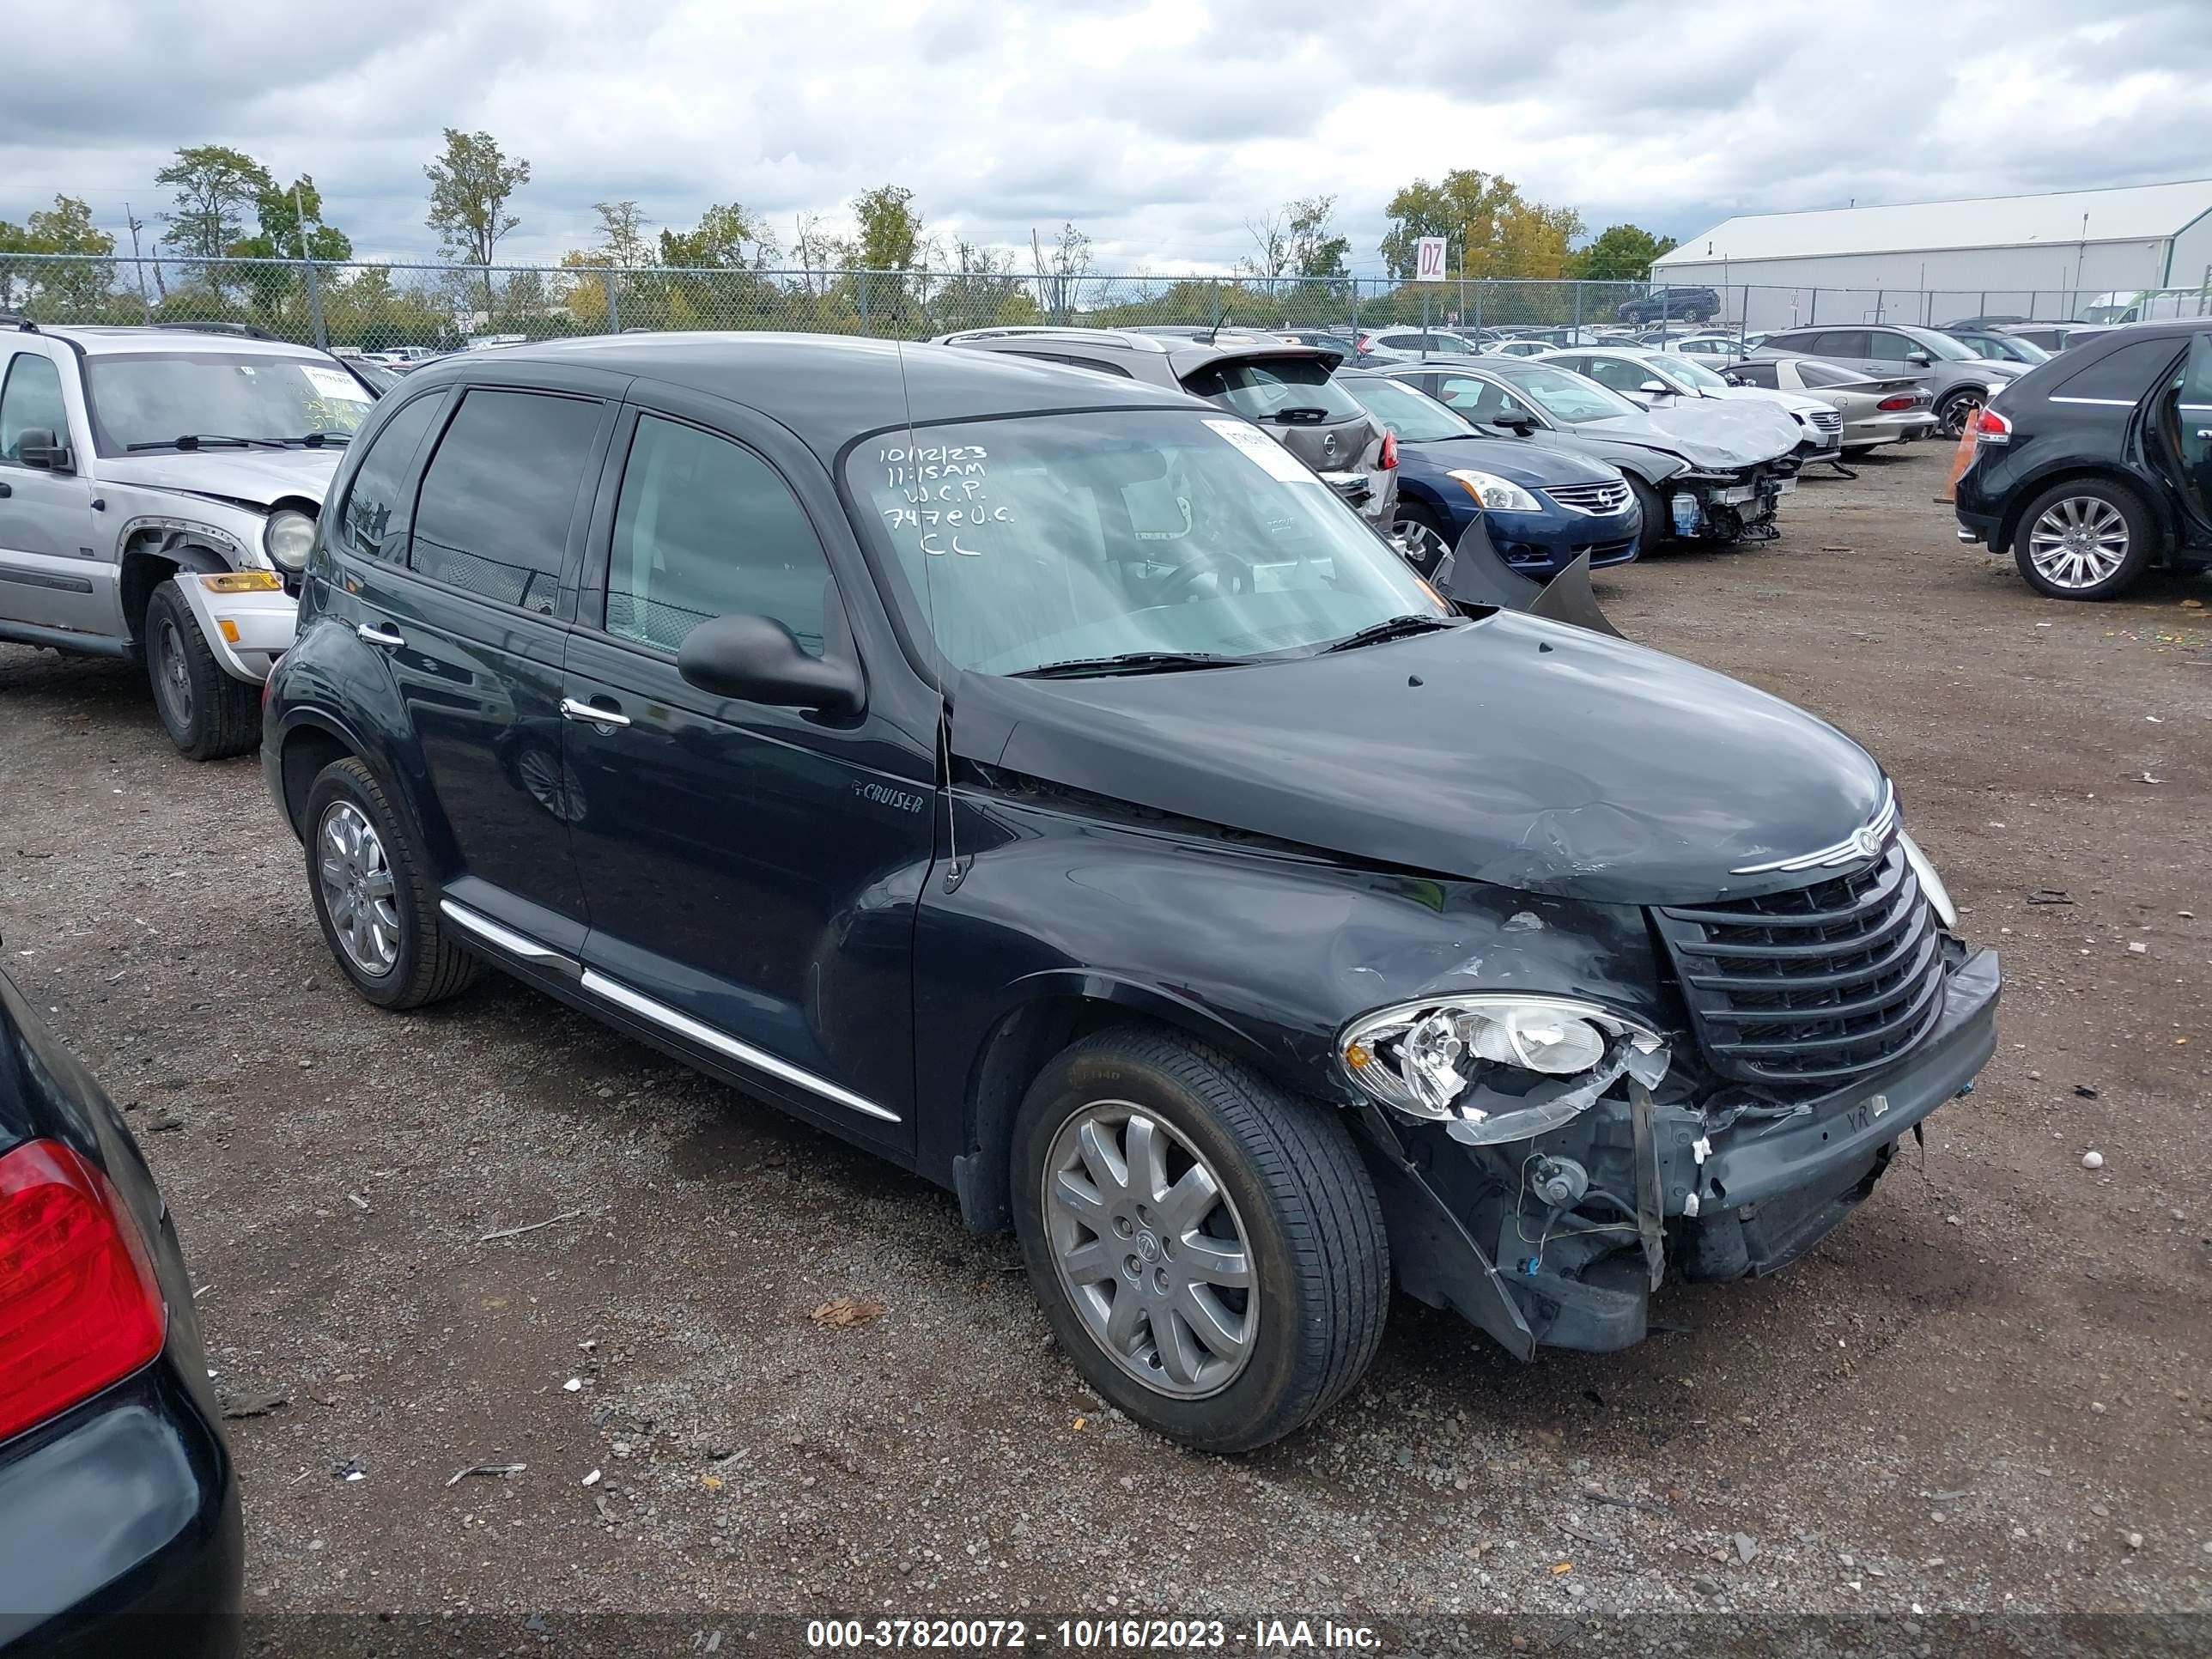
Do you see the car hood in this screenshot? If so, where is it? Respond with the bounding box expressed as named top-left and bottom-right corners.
top-left (1585, 396), bottom-right (1800, 464)
top-left (1711, 386), bottom-right (1832, 420)
top-left (95, 447), bottom-right (341, 508)
top-left (1400, 433), bottom-right (1620, 487)
top-left (949, 611), bottom-right (1888, 905)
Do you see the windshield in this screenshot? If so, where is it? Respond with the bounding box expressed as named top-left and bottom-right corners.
top-left (1986, 335), bottom-right (2051, 363)
top-left (1178, 356), bottom-right (1368, 426)
top-left (1340, 374), bottom-right (1477, 442)
top-left (846, 410), bottom-right (1449, 676)
top-left (85, 353), bottom-right (374, 454)
top-left (1489, 364), bottom-right (1641, 423)
top-left (1643, 352), bottom-right (1729, 392)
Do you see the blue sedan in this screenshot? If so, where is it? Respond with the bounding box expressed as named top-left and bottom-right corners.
top-left (1340, 369), bottom-right (1641, 578)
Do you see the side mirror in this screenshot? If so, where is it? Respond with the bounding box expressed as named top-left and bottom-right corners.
top-left (677, 614), bottom-right (865, 718)
top-left (1906, 350), bottom-right (1932, 367)
top-left (15, 428), bottom-right (70, 473)
top-left (1491, 411), bottom-right (1539, 436)
top-left (1638, 380), bottom-right (1671, 396)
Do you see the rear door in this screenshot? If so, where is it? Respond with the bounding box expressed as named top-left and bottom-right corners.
top-left (560, 390), bottom-right (933, 1152)
top-left (348, 375), bottom-right (619, 950)
top-left (1809, 331), bottom-right (1879, 374)
top-left (2171, 332), bottom-right (2212, 548)
top-left (0, 342), bottom-right (106, 636)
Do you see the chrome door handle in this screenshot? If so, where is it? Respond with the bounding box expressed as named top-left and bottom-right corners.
top-left (560, 696), bottom-right (630, 728)
top-left (356, 623), bottom-right (404, 647)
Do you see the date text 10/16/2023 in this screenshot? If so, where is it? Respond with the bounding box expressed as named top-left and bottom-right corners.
top-left (805, 1617), bottom-right (1382, 1650)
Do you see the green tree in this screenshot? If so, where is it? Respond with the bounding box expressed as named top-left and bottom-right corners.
top-left (1571, 223), bottom-right (1677, 282)
top-left (155, 144), bottom-right (273, 263)
top-left (934, 240), bottom-right (1038, 331)
top-left (1379, 169), bottom-right (1583, 281)
top-left (0, 194), bottom-right (118, 312)
top-left (848, 184), bottom-right (929, 273)
top-left (641, 204), bottom-right (782, 331)
top-left (226, 175), bottom-right (354, 319)
top-left (424, 128), bottom-right (531, 310)
top-left (591, 200), bottom-right (652, 269)
top-left (657, 202), bottom-right (779, 269)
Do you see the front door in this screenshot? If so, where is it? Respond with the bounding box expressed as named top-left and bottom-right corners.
top-left (561, 402), bottom-right (933, 1152)
top-left (2173, 332), bottom-right (2212, 546)
top-left (351, 382), bottom-right (614, 950)
top-left (0, 344), bottom-right (106, 635)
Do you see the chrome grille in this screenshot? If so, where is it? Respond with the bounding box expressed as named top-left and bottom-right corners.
top-left (1652, 842), bottom-right (1946, 1088)
top-left (1545, 479), bottom-right (1633, 514)
top-left (1809, 410), bottom-right (1843, 434)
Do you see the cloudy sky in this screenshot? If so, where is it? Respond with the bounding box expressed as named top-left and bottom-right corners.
top-left (5, 0), bottom-right (2210, 273)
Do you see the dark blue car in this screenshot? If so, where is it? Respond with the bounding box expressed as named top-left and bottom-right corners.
top-left (1339, 369), bottom-right (1642, 578)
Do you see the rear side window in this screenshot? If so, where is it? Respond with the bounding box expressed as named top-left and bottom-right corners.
top-left (605, 414), bottom-right (833, 656)
top-left (0, 353), bottom-right (66, 465)
top-left (409, 390), bottom-right (602, 613)
top-left (1729, 362), bottom-right (1779, 388)
top-left (2051, 338), bottom-right (2188, 403)
top-left (1180, 356), bottom-right (1365, 424)
top-left (338, 395), bottom-right (443, 559)
top-left (1812, 331), bottom-right (1867, 357)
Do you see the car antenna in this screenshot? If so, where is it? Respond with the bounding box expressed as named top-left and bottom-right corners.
top-left (1202, 296), bottom-right (1228, 346)
top-left (893, 339), bottom-right (966, 892)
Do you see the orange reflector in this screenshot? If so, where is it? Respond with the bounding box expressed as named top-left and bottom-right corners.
top-left (217, 619), bottom-right (240, 643)
top-left (199, 569), bottom-right (282, 593)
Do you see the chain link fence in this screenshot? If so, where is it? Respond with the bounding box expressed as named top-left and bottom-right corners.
top-left (3, 254), bottom-right (2207, 353)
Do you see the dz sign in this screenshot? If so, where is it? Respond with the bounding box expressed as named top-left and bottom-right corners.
top-left (1415, 236), bottom-right (1449, 282)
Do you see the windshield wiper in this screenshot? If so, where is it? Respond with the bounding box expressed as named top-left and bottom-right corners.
top-left (276, 431), bottom-right (352, 447)
top-left (1011, 651), bottom-right (1256, 679)
top-left (125, 434), bottom-right (289, 452)
top-left (1320, 614), bottom-right (1462, 653)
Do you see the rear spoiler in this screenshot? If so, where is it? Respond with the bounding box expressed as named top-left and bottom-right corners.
top-left (1428, 518), bottom-right (1624, 639)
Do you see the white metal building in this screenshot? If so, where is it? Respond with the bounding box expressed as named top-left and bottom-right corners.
top-left (1652, 179), bottom-right (2212, 330)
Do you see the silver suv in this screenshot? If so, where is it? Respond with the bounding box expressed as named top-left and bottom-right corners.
top-left (0, 320), bottom-right (371, 757)
top-left (1753, 323), bottom-right (2027, 439)
top-left (934, 327), bottom-right (1397, 530)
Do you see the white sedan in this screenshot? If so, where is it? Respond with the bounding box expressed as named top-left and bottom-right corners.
top-left (1533, 346), bottom-right (1844, 462)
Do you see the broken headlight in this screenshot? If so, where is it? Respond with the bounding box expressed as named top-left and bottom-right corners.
top-left (1339, 994), bottom-right (1670, 1146)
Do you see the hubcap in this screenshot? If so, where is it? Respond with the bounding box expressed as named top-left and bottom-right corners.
top-left (317, 801), bottom-right (400, 976)
top-left (1042, 1102), bottom-right (1255, 1399)
top-left (2027, 496), bottom-right (2128, 589)
top-left (153, 617), bottom-right (192, 726)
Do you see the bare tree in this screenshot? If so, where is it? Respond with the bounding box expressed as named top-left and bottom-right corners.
top-left (1031, 222), bottom-right (1091, 321)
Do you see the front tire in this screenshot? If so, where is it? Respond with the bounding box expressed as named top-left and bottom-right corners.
top-left (1393, 503), bottom-right (1454, 576)
top-left (304, 757), bottom-right (483, 1009)
top-left (1012, 1029), bottom-right (1388, 1453)
top-left (1627, 473), bottom-right (1668, 557)
top-left (144, 583), bottom-right (258, 761)
top-left (2012, 479), bottom-right (2156, 600)
top-left (1936, 386), bottom-right (1985, 441)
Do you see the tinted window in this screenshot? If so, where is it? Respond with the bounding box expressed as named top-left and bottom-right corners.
top-left (1765, 331), bottom-right (1819, 353)
top-left (605, 415), bottom-right (833, 656)
top-left (1179, 356), bottom-right (1366, 424)
top-left (0, 352), bottom-right (65, 465)
top-left (1583, 358), bottom-right (1656, 393)
top-left (1342, 374), bottom-right (1477, 442)
top-left (1812, 331), bottom-right (1868, 357)
top-left (1727, 361), bottom-right (1778, 388)
top-left (409, 390), bottom-right (601, 614)
top-left (2052, 337), bottom-right (2189, 403)
top-left (338, 395), bottom-right (443, 559)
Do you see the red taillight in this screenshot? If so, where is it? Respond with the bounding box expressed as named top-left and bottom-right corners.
top-left (1876, 394), bottom-right (1917, 410)
top-left (1974, 405), bottom-right (2013, 445)
top-left (1378, 431), bottom-right (1399, 471)
top-left (0, 1139), bottom-right (167, 1444)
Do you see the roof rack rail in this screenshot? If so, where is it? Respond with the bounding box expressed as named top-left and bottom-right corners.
top-left (148, 319), bottom-right (278, 341)
top-left (0, 309), bottom-right (36, 332)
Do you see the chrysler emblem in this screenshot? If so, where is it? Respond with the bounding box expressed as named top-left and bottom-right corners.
top-left (1729, 783), bottom-right (1900, 876)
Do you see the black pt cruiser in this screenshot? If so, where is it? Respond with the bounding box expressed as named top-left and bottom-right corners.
top-left (263, 334), bottom-right (2000, 1452)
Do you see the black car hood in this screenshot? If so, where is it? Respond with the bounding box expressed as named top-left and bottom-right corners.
top-left (1403, 433), bottom-right (1620, 487)
top-left (951, 613), bottom-right (1888, 905)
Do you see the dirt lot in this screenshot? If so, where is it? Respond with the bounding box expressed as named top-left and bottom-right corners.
top-left (3, 443), bottom-right (2209, 1644)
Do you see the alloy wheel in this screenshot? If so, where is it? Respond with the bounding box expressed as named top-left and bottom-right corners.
top-left (1042, 1101), bottom-right (1256, 1399)
top-left (318, 801), bottom-right (401, 976)
top-left (1941, 390), bottom-right (1984, 439)
top-left (1395, 518), bottom-right (1453, 574)
top-left (152, 617), bottom-right (193, 730)
top-left (2027, 496), bottom-right (2130, 590)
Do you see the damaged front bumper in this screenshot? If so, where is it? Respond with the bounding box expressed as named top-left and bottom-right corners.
top-left (1667, 460), bottom-right (1798, 542)
top-left (169, 572), bottom-right (298, 684)
top-left (1363, 948), bottom-right (2000, 1359)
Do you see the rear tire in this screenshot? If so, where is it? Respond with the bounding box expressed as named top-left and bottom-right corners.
top-left (1012, 1029), bottom-right (1388, 1453)
top-left (143, 582), bottom-right (259, 761)
top-left (304, 757), bottom-right (483, 1009)
top-left (1626, 474), bottom-right (1667, 557)
top-left (1936, 387), bottom-right (1985, 441)
top-left (2011, 478), bottom-right (2156, 601)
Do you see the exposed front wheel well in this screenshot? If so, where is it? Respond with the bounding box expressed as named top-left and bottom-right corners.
top-left (118, 537), bottom-right (229, 646)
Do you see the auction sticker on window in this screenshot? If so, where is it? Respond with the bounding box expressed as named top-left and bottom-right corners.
top-left (1201, 417), bottom-right (1316, 484)
top-left (302, 365), bottom-right (373, 403)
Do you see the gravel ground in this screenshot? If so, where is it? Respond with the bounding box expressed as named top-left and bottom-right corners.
top-left (2, 442), bottom-right (2209, 1648)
